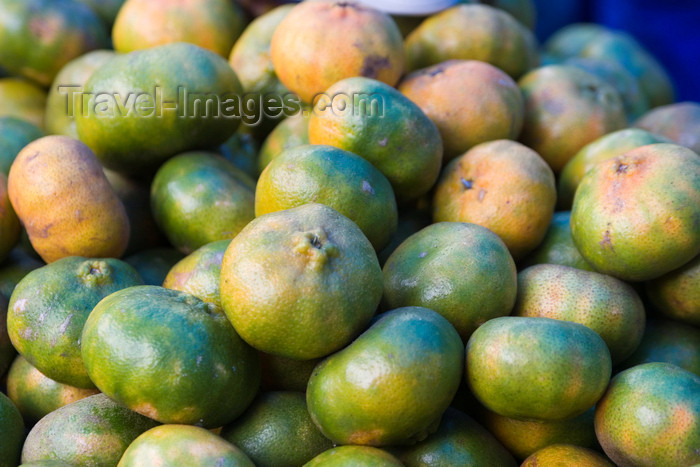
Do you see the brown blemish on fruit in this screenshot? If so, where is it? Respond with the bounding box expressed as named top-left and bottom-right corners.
top-left (599, 227), bottom-right (614, 250)
top-left (361, 55), bottom-right (390, 78)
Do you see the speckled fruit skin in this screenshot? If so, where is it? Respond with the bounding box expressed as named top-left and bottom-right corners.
top-left (433, 140), bottom-right (556, 259)
top-left (635, 101), bottom-right (700, 154)
top-left (595, 363), bottom-right (700, 467)
top-left (518, 65), bottom-right (627, 173)
top-left (0, 78), bottom-right (47, 129)
top-left (81, 286), bottom-right (261, 427)
top-left (309, 77), bottom-right (442, 203)
top-left (21, 394), bottom-right (158, 466)
top-left (229, 5), bottom-right (294, 96)
top-left (255, 145), bottom-right (398, 251)
top-left (480, 407), bottom-right (599, 461)
top-left (75, 43), bottom-right (243, 174)
top-left (8, 136), bottom-right (130, 263)
top-left (7, 256), bottom-right (142, 388)
top-left (646, 254), bottom-right (700, 326)
top-left (558, 128), bottom-right (671, 209)
top-left (220, 203), bottom-right (383, 360)
top-left (163, 239), bottom-right (231, 309)
top-left (0, 0), bottom-right (108, 87)
top-left (0, 117), bottom-right (43, 175)
top-left (258, 113), bottom-right (310, 176)
top-left (270, 1), bottom-right (404, 104)
top-left (113, 0), bottom-right (246, 57)
top-left (151, 152), bottom-right (255, 254)
top-left (118, 425), bottom-right (255, 467)
top-left (399, 60), bottom-right (524, 161)
top-left (307, 307), bottom-right (463, 446)
top-left (466, 316), bottom-right (612, 421)
top-left (305, 446), bottom-right (404, 467)
top-left (520, 211), bottom-right (594, 271)
top-left (45, 50), bottom-right (116, 140)
top-left (571, 143), bottom-right (700, 282)
top-left (382, 222), bottom-right (517, 341)
top-left (513, 264), bottom-right (645, 364)
top-left (405, 4), bottom-right (538, 78)
top-left (522, 444), bottom-right (613, 467)
top-left (220, 391), bottom-right (333, 467)
top-left (0, 391), bottom-right (24, 467)
top-left (619, 319), bottom-right (700, 377)
top-left (6, 356), bottom-right (99, 426)
top-left (392, 407), bottom-right (516, 466)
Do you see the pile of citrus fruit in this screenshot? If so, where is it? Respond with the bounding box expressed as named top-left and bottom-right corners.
top-left (0, 0), bottom-right (698, 466)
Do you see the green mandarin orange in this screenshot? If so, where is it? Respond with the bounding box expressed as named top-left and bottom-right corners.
top-left (382, 222), bottom-right (517, 341)
top-left (81, 286), bottom-right (261, 427)
top-left (595, 363), bottom-right (700, 466)
top-left (571, 143), bottom-right (700, 281)
top-left (220, 203), bottom-right (383, 360)
top-left (307, 307), bottom-right (463, 446)
top-left (466, 316), bottom-right (611, 420)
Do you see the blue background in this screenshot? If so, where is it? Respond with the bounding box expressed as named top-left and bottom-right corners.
top-left (534, 0), bottom-right (700, 102)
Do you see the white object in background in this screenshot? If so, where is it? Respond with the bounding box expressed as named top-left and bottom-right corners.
top-left (353, 0), bottom-right (459, 16)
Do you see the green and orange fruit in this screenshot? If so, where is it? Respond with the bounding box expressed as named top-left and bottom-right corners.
top-left (619, 319), bottom-right (700, 377)
top-left (518, 65), bottom-right (626, 173)
top-left (113, 0), bottom-right (247, 57)
top-left (220, 203), bottom-right (383, 360)
top-left (399, 60), bottom-right (524, 160)
top-left (6, 356), bottom-right (99, 426)
top-left (479, 408), bottom-right (598, 461)
top-left (75, 43), bottom-right (243, 174)
top-left (646, 254), bottom-right (700, 326)
top-left (383, 222), bottom-right (516, 341)
top-left (305, 446), bottom-right (404, 467)
top-left (255, 145), bottom-right (397, 251)
top-left (270, 1), bottom-right (404, 104)
top-left (8, 136), bottom-right (130, 263)
top-left (595, 363), bottom-right (700, 466)
top-left (405, 4), bottom-right (538, 78)
top-left (163, 239), bottom-right (231, 308)
top-left (221, 391), bottom-right (333, 466)
top-left (392, 408), bottom-right (516, 466)
top-left (433, 140), bottom-right (556, 259)
top-left (45, 50), bottom-right (116, 140)
top-left (21, 394), bottom-right (158, 466)
top-left (81, 286), bottom-right (261, 427)
top-left (0, 0), bottom-right (107, 87)
top-left (558, 128), bottom-right (671, 209)
top-left (151, 152), bottom-right (255, 254)
top-left (466, 316), bottom-right (611, 420)
top-left (513, 264), bottom-right (646, 363)
top-left (118, 425), bottom-right (255, 467)
top-left (7, 256), bottom-right (142, 388)
top-left (635, 101), bottom-right (700, 154)
top-left (521, 444), bottom-right (613, 467)
top-left (309, 77), bottom-right (442, 203)
top-left (520, 211), bottom-right (593, 271)
top-left (307, 307), bottom-right (463, 446)
top-left (571, 143), bottom-right (700, 281)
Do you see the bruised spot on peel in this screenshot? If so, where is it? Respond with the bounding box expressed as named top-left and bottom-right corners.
top-left (346, 428), bottom-right (385, 445)
top-left (133, 402), bottom-right (160, 420)
top-left (361, 55), bottom-right (391, 79)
